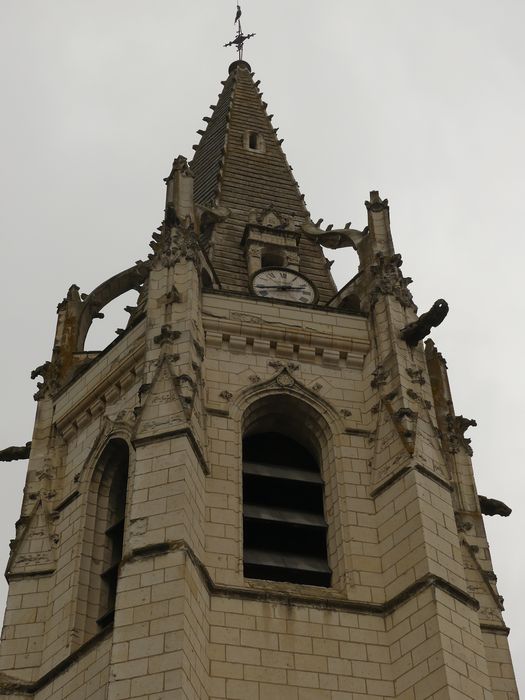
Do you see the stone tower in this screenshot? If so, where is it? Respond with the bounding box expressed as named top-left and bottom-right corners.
top-left (0, 60), bottom-right (518, 699)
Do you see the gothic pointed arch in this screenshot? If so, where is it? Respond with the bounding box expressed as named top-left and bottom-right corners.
top-left (231, 367), bottom-right (344, 434)
top-left (76, 264), bottom-right (148, 352)
top-left (230, 370), bottom-right (346, 589)
top-left (74, 437), bottom-right (131, 642)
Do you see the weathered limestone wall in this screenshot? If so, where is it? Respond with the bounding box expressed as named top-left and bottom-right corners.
top-left (0, 225), bottom-right (518, 698)
top-left (34, 634), bottom-right (112, 700)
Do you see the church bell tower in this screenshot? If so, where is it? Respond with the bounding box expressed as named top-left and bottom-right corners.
top-left (0, 56), bottom-right (518, 699)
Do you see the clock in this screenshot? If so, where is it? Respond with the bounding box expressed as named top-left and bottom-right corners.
top-left (250, 267), bottom-right (318, 304)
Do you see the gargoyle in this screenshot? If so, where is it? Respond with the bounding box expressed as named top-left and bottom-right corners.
top-left (400, 299), bottom-right (449, 346)
top-left (0, 442), bottom-right (31, 462)
top-left (479, 495), bottom-right (512, 517)
top-left (30, 362), bottom-right (52, 382)
top-left (302, 222), bottom-right (369, 250)
top-left (455, 416), bottom-right (477, 435)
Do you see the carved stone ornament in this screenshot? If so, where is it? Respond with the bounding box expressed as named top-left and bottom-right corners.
top-left (161, 285), bottom-right (181, 305)
top-left (392, 407), bottom-right (417, 441)
top-left (446, 414), bottom-right (477, 456)
top-left (456, 517), bottom-right (473, 533)
top-left (57, 283), bottom-right (81, 313)
top-left (275, 369), bottom-right (295, 388)
top-left (193, 340), bottom-right (205, 361)
top-left (170, 154), bottom-right (193, 177)
top-left (154, 325), bottom-right (181, 346)
top-left (138, 383), bottom-right (152, 401)
top-left (247, 243), bottom-right (263, 259)
top-left (149, 213), bottom-right (200, 269)
top-left (104, 409), bottom-right (137, 431)
top-left (406, 367), bottom-right (426, 385)
top-left (365, 192), bottom-right (389, 213)
top-left (368, 253), bottom-right (414, 310)
top-left (371, 364), bottom-right (389, 389)
top-left (268, 360), bottom-right (284, 370)
top-left (250, 204), bottom-right (290, 230)
top-left (31, 360), bottom-right (61, 401)
top-left (36, 462), bottom-right (55, 481)
top-left (268, 360), bottom-right (299, 372)
top-left (176, 374), bottom-right (197, 418)
top-left (219, 390), bottom-right (233, 401)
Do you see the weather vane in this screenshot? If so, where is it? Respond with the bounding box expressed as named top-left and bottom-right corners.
top-left (224, 3), bottom-right (255, 61)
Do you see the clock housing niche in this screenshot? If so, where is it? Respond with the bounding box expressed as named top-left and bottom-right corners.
top-left (242, 206), bottom-right (301, 277)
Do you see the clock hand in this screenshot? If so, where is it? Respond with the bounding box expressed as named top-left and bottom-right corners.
top-left (255, 285), bottom-right (307, 290)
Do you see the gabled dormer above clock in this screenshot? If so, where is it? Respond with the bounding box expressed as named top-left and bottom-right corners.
top-left (242, 205), bottom-right (301, 277)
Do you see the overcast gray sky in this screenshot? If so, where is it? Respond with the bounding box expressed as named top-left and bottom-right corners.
top-left (1, 0), bottom-right (523, 690)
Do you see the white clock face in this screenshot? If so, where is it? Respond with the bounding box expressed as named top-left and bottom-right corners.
top-left (251, 268), bottom-right (317, 304)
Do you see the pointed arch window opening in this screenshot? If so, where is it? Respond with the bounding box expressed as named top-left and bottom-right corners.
top-left (242, 431), bottom-right (331, 587)
top-left (95, 442), bottom-right (129, 629)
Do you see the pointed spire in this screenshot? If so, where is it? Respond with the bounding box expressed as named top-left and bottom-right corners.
top-left (192, 62), bottom-right (309, 218)
top-left (191, 62), bottom-right (336, 300)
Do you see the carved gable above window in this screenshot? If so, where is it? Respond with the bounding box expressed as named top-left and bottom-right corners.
top-left (243, 206), bottom-right (302, 276)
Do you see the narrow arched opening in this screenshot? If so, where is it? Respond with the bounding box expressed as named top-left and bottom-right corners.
top-left (89, 439), bottom-right (129, 630)
top-left (242, 396), bottom-right (331, 587)
top-left (340, 293), bottom-right (361, 314)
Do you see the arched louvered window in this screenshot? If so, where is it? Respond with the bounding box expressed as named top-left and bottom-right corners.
top-left (94, 440), bottom-right (129, 628)
top-left (242, 431), bottom-right (331, 587)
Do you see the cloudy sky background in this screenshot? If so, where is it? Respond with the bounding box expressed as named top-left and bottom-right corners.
top-left (1, 0), bottom-right (523, 689)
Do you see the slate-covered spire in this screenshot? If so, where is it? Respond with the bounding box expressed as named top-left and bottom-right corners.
top-left (192, 60), bottom-right (307, 217)
top-left (191, 60), bottom-right (336, 300)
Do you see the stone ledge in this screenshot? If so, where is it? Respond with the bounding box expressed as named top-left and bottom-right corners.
top-left (371, 463), bottom-right (452, 498)
top-left (0, 627), bottom-right (111, 696)
top-left (480, 623), bottom-right (511, 636)
top-left (127, 538), bottom-right (479, 616)
top-left (2, 539), bottom-right (483, 696)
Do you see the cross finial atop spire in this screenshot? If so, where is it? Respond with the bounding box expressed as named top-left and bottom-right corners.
top-left (224, 2), bottom-right (255, 61)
